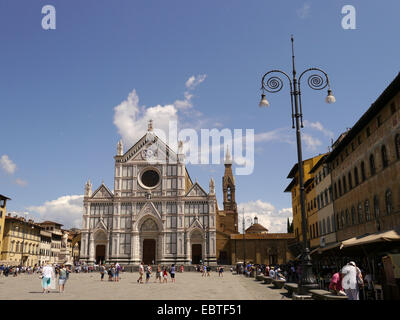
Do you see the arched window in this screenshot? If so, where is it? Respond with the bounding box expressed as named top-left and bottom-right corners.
top-left (385, 189), bottom-right (393, 215)
top-left (381, 145), bottom-right (388, 168)
top-left (361, 162), bottom-right (366, 181)
top-left (365, 200), bottom-right (371, 221)
top-left (334, 183), bottom-right (338, 199)
top-left (327, 217), bottom-right (331, 233)
top-left (358, 202), bottom-right (364, 223)
top-left (227, 187), bottom-right (232, 201)
top-left (395, 134), bottom-right (400, 159)
top-left (343, 176), bottom-right (347, 193)
top-left (345, 209), bottom-right (350, 226)
top-left (348, 172), bottom-right (353, 189)
top-left (351, 206), bottom-right (356, 225)
top-left (331, 215), bottom-right (336, 232)
top-left (338, 180), bottom-right (342, 196)
top-left (370, 154), bottom-right (376, 175)
top-left (341, 210), bottom-right (345, 228)
top-left (374, 195), bottom-right (380, 218)
top-left (354, 167), bottom-right (359, 186)
top-left (323, 219), bottom-right (326, 235)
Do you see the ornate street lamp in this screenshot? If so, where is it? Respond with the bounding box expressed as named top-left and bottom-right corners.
top-left (258, 36), bottom-right (335, 295)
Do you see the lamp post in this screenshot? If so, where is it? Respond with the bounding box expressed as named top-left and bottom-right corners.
top-left (241, 209), bottom-right (252, 266)
top-left (259, 36), bottom-right (335, 295)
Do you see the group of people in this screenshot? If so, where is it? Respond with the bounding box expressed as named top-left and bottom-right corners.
top-left (136, 262), bottom-right (177, 284)
top-left (329, 261), bottom-right (372, 300)
top-left (0, 264), bottom-right (42, 277)
top-left (40, 263), bottom-right (71, 293)
top-left (99, 263), bottom-right (122, 281)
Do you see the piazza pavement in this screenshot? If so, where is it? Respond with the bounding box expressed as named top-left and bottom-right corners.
top-left (0, 271), bottom-right (290, 300)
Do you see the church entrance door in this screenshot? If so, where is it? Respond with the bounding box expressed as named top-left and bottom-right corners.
top-left (192, 244), bottom-right (202, 264)
top-left (96, 245), bottom-right (105, 264)
top-left (143, 239), bottom-right (156, 265)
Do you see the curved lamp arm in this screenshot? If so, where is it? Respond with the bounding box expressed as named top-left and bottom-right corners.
top-left (297, 67), bottom-right (332, 127)
top-left (261, 70), bottom-right (296, 128)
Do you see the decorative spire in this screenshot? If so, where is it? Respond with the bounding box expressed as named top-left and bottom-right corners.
top-left (117, 140), bottom-right (123, 156)
top-left (148, 119), bottom-right (153, 132)
top-left (85, 179), bottom-right (92, 197)
top-left (254, 216), bottom-right (258, 225)
top-left (178, 140), bottom-right (184, 154)
top-left (224, 145), bottom-right (232, 164)
top-left (209, 177), bottom-right (215, 195)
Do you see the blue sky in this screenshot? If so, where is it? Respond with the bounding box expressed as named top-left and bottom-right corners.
top-left (1, 0), bottom-right (399, 231)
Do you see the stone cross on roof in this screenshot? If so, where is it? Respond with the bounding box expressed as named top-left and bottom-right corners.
top-left (148, 119), bottom-right (153, 131)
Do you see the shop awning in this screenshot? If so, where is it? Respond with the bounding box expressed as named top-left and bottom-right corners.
top-left (340, 228), bottom-right (400, 249)
top-left (311, 242), bottom-right (341, 255)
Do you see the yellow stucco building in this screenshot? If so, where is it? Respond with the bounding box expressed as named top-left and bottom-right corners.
top-left (0, 214), bottom-right (41, 266)
top-left (0, 194), bottom-right (11, 259)
top-left (284, 155), bottom-right (324, 251)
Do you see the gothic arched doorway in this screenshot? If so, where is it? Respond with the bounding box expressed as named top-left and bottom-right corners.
top-left (192, 244), bottom-right (202, 264)
top-left (96, 245), bottom-right (105, 264)
top-left (140, 218), bottom-right (159, 264)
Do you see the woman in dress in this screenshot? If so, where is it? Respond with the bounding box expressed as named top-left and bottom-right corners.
top-left (58, 264), bottom-right (68, 293)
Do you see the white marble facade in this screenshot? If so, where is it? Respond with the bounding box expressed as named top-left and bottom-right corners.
top-left (80, 125), bottom-right (217, 266)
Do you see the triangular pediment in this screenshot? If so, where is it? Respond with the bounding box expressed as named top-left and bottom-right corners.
top-left (189, 218), bottom-right (203, 230)
top-left (94, 219), bottom-right (108, 231)
top-left (186, 183), bottom-right (208, 197)
top-left (133, 202), bottom-right (163, 231)
top-left (118, 132), bottom-right (178, 164)
top-left (92, 184), bottom-right (114, 199)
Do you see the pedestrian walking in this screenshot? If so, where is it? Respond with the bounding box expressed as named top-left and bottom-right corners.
top-left (219, 266), bottom-right (224, 277)
top-left (155, 264), bottom-right (162, 283)
top-left (41, 262), bottom-right (55, 294)
top-left (202, 265), bottom-right (206, 277)
top-left (58, 264), bottom-right (68, 293)
top-left (162, 267), bottom-right (168, 283)
top-left (170, 264), bottom-right (176, 283)
top-left (180, 265), bottom-right (184, 273)
top-left (115, 263), bottom-right (120, 282)
top-left (206, 265), bottom-right (211, 277)
top-left (100, 265), bottom-right (105, 281)
top-left (137, 262), bottom-right (144, 284)
top-left (145, 265), bottom-right (151, 283)
top-left (341, 261), bottom-right (363, 300)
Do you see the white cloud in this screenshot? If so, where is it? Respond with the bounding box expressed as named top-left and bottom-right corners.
top-left (297, 3), bottom-right (311, 19)
top-left (113, 75), bottom-right (207, 147)
top-left (302, 132), bottom-right (322, 151)
top-left (0, 155), bottom-right (16, 174)
top-left (304, 120), bottom-right (334, 138)
top-left (113, 89), bottom-right (178, 147)
top-left (238, 200), bottom-right (292, 233)
top-left (15, 178), bottom-right (28, 187)
top-left (26, 195), bottom-right (84, 229)
top-left (185, 74), bottom-right (207, 90)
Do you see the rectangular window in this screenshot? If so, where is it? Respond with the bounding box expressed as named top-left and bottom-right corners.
top-left (391, 102), bottom-right (396, 115)
top-left (119, 234), bottom-right (131, 254)
top-left (377, 115), bottom-right (382, 127)
top-left (366, 127), bottom-right (371, 137)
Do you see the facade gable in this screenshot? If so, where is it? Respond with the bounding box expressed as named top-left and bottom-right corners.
top-left (91, 184), bottom-right (114, 199)
top-left (186, 183), bottom-right (208, 197)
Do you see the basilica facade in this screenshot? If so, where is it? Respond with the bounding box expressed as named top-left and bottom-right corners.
top-left (79, 122), bottom-right (218, 265)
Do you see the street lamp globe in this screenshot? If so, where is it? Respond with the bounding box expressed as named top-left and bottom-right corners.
top-left (259, 93), bottom-right (270, 107)
top-left (325, 89), bottom-right (336, 104)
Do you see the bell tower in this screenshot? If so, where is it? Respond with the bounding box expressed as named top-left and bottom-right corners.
top-left (222, 146), bottom-right (238, 232)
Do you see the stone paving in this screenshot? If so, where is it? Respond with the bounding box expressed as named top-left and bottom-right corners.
top-left (0, 271), bottom-right (290, 300)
